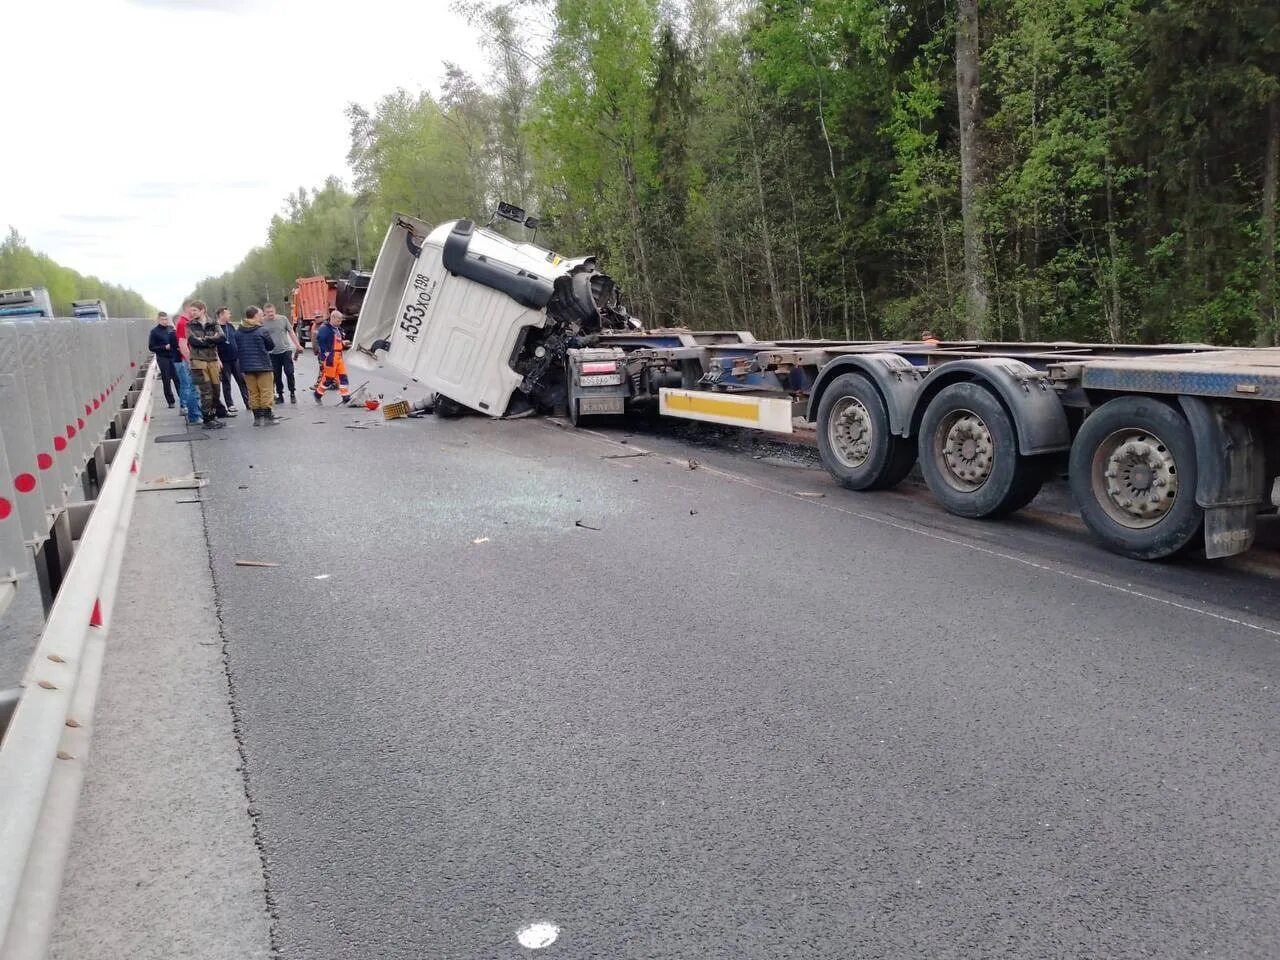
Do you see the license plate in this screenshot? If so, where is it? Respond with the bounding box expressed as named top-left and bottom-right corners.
top-left (579, 374), bottom-right (623, 386)
top-left (580, 397), bottom-right (625, 415)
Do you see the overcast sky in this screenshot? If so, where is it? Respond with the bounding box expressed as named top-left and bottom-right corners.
top-left (4, 0), bottom-right (488, 310)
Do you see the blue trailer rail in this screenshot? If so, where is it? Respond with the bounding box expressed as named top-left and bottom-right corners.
top-left (567, 332), bottom-right (1280, 562)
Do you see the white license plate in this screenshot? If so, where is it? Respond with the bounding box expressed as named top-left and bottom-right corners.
top-left (579, 374), bottom-right (623, 386)
top-left (580, 397), bottom-right (625, 415)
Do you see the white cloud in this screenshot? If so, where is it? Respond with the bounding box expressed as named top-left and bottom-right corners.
top-left (3, 0), bottom-right (488, 310)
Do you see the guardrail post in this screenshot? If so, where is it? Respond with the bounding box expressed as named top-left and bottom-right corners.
top-left (33, 512), bottom-right (73, 612)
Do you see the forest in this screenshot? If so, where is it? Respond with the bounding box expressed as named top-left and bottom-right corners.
top-left (191, 0), bottom-right (1280, 347)
top-left (0, 228), bottom-right (154, 318)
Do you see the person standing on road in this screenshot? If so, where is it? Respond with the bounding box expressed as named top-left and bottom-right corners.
top-left (185, 300), bottom-right (226, 429)
top-left (173, 303), bottom-right (202, 424)
top-left (313, 310), bottom-right (350, 403)
top-left (261, 302), bottom-right (302, 404)
top-left (237, 307), bottom-right (282, 426)
top-left (215, 306), bottom-right (250, 414)
top-left (148, 311), bottom-right (181, 407)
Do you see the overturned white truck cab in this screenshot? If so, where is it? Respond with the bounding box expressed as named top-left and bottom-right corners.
top-left (352, 214), bottom-right (640, 417)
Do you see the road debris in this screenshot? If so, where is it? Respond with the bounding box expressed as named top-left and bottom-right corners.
top-left (234, 560), bottom-right (279, 568)
top-left (602, 452), bottom-right (649, 460)
top-left (314, 574), bottom-right (331, 580)
top-left (472, 537), bottom-right (491, 544)
top-left (140, 474), bottom-right (207, 492)
top-left (574, 520), bottom-right (602, 531)
top-left (793, 491), bottom-right (826, 499)
top-left (688, 459), bottom-right (700, 470)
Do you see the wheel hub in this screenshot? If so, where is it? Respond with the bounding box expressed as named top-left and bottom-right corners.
top-left (1101, 433), bottom-right (1178, 527)
top-left (939, 411), bottom-right (993, 490)
top-left (830, 397), bottom-right (873, 467)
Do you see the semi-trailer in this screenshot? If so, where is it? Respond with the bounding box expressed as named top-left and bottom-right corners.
top-left (352, 213), bottom-right (1280, 562)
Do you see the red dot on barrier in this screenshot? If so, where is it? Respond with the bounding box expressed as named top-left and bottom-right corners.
top-left (129, 457), bottom-right (138, 474)
top-left (84, 404), bottom-right (91, 417)
top-left (53, 436), bottom-right (67, 452)
top-left (36, 453), bottom-right (53, 470)
top-left (99, 393), bottom-right (105, 403)
top-left (15, 474), bottom-right (36, 493)
top-left (93, 399), bottom-right (100, 410)
top-left (0, 498), bottom-right (11, 520)
top-left (130, 361), bottom-right (137, 368)
top-left (67, 424), bottom-right (76, 439)
top-left (90, 599), bottom-right (103, 628)
top-left (77, 418), bottom-right (85, 430)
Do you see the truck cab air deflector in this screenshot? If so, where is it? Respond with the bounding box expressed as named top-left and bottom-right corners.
top-left (442, 220), bottom-right (554, 310)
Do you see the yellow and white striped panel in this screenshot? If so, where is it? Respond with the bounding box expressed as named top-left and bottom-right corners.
top-left (659, 388), bottom-right (794, 433)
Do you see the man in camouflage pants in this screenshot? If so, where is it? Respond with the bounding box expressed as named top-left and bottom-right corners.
top-left (185, 300), bottom-right (226, 429)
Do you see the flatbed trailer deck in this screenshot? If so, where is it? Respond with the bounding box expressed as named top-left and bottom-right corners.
top-left (566, 332), bottom-right (1279, 561)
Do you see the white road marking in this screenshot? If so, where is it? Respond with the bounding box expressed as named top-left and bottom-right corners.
top-left (516, 922), bottom-right (560, 949)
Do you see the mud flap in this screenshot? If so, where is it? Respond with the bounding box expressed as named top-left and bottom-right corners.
top-left (1178, 396), bottom-right (1265, 559)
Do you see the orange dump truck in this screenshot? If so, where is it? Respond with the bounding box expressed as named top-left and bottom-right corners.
top-left (290, 271), bottom-right (370, 346)
top-left (290, 276), bottom-right (338, 346)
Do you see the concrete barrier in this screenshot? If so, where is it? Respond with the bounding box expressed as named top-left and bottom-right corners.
top-left (0, 317), bottom-right (154, 958)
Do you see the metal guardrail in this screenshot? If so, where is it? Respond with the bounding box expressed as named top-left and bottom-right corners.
top-left (0, 317), bottom-right (153, 958)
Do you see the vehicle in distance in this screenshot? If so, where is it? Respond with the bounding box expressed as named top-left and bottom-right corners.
top-left (0, 287), bottom-right (54, 319)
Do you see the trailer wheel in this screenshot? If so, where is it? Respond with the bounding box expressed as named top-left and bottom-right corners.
top-left (918, 381), bottom-right (1045, 518)
top-left (816, 373), bottom-right (917, 490)
top-left (1069, 396), bottom-right (1202, 560)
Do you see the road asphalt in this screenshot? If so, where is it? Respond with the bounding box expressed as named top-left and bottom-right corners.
top-left (49, 356), bottom-right (1280, 958)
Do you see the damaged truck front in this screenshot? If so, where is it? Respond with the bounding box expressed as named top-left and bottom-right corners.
top-left (352, 214), bottom-right (639, 418)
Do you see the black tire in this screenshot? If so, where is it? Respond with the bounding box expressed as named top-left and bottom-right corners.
top-left (1068, 395), bottom-right (1202, 560)
top-left (815, 373), bottom-right (917, 490)
top-left (433, 393), bottom-right (465, 419)
top-left (918, 380), bottom-right (1045, 518)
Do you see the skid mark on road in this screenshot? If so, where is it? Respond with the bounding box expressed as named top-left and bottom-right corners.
top-left (549, 420), bottom-right (1280, 642)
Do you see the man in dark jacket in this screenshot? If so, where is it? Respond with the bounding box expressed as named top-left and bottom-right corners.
top-left (185, 300), bottom-right (226, 428)
top-left (148, 311), bottom-right (180, 407)
top-left (215, 306), bottom-right (250, 414)
top-left (237, 307), bottom-right (281, 425)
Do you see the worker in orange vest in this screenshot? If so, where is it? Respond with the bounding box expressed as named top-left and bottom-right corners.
top-left (313, 310), bottom-right (350, 403)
